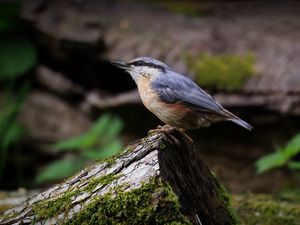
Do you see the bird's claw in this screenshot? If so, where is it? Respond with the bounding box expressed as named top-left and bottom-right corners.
top-left (148, 125), bottom-right (176, 135)
top-left (181, 132), bottom-right (194, 145)
top-left (148, 125), bottom-right (194, 146)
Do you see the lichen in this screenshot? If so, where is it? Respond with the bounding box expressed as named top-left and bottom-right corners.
top-left (232, 193), bottom-right (300, 225)
top-left (64, 177), bottom-right (192, 225)
top-left (186, 53), bottom-right (255, 91)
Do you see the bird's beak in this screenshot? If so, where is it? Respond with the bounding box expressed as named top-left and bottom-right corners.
top-left (111, 61), bottom-right (129, 70)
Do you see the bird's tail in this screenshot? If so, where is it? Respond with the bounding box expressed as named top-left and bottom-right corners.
top-left (228, 118), bottom-right (253, 130)
top-left (222, 109), bottom-right (253, 130)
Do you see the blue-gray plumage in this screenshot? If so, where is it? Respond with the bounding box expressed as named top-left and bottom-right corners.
top-left (111, 57), bottom-right (253, 131)
top-left (151, 72), bottom-right (223, 113)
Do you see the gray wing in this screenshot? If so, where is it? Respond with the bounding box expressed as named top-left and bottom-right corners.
top-left (151, 72), bottom-right (225, 115)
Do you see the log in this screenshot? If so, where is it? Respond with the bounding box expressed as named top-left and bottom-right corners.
top-left (0, 130), bottom-right (238, 225)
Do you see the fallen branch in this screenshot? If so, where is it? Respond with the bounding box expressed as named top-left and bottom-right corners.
top-left (0, 130), bottom-right (238, 225)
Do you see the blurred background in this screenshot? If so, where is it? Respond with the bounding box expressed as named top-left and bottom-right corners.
top-left (0, 0), bottom-right (300, 217)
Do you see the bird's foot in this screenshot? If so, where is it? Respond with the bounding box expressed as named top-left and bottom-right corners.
top-left (148, 125), bottom-right (176, 135)
top-left (178, 129), bottom-right (193, 145)
top-left (158, 124), bottom-right (177, 133)
top-left (148, 125), bottom-right (193, 145)
top-left (149, 125), bottom-right (184, 146)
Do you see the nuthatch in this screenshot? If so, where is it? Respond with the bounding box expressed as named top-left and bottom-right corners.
top-left (112, 57), bottom-right (253, 131)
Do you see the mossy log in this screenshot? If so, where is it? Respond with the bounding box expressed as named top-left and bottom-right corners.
top-left (0, 130), bottom-right (238, 225)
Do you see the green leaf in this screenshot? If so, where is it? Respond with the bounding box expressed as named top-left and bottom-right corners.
top-left (54, 114), bottom-right (123, 151)
top-left (0, 3), bottom-right (19, 20)
top-left (35, 157), bottom-right (86, 184)
top-left (288, 161), bottom-right (300, 170)
top-left (0, 3), bottom-right (20, 32)
top-left (54, 134), bottom-right (91, 151)
top-left (0, 36), bottom-right (37, 80)
top-left (255, 150), bottom-right (287, 173)
top-left (282, 133), bottom-right (300, 158)
top-left (256, 132), bottom-right (300, 173)
top-left (101, 115), bottom-right (123, 142)
top-left (1, 122), bottom-right (23, 150)
top-left (81, 114), bottom-right (113, 146)
top-left (83, 140), bottom-right (123, 160)
top-left (0, 83), bottom-right (29, 150)
top-left (0, 105), bottom-right (17, 127)
top-left (54, 114), bottom-right (112, 151)
top-left (90, 114), bottom-right (112, 134)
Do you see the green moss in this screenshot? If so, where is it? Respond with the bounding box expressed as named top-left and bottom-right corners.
top-left (186, 53), bottom-right (255, 91)
top-left (30, 174), bottom-right (191, 224)
top-left (232, 193), bottom-right (300, 225)
top-left (33, 190), bottom-right (78, 221)
top-left (277, 189), bottom-right (300, 203)
top-left (218, 183), bottom-right (240, 224)
top-left (160, 2), bottom-right (201, 16)
top-left (211, 172), bottom-right (240, 224)
top-left (0, 205), bottom-right (11, 213)
top-left (0, 208), bottom-right (18, 221)
top-left (65, 177), bottom-right (192, 225)
top-left (102, 145), bottom-right (135, 166)
top-left (32, 174), bottom-right (117, 221)
top-left (159, 142), bottom-right (167, 150)
top-left (83, 174), bottom-right (118, 193)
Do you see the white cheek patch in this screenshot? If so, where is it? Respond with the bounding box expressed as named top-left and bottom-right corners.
top-left (129, 67), bottom-right (160, 82)
top-left (140, 67), bottom-right (160, 77)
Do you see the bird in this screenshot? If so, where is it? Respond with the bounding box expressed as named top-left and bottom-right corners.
top-left (111, 57), bottom-right (253, 131)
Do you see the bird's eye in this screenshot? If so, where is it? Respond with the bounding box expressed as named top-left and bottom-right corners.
top-left (137, 61), bottom-right (144, 66)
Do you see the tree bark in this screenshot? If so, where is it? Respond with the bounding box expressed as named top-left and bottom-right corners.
top-left (0, 130), bottom-right (238, 225)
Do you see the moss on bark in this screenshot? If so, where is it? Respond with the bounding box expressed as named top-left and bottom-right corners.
top-left (64, 177), bottom-right (192, 225)
top-left (32, 174), bottom-right (118, 222)
top-left (186, 53), bottom-right (254, 91)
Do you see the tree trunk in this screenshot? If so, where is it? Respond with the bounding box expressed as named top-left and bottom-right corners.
top-left (0, 130), bottom-right (238, 225)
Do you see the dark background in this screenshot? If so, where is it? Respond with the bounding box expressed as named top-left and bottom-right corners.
top-left (0, 0), bottom-right (300, 196)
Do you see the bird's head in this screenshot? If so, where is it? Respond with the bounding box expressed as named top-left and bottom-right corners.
top-left (111, 57), bottom-right (172, 82)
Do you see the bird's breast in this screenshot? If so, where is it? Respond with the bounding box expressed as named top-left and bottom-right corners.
top-left (137, 76), bottom-right (159, 111)
top-left (136, 76), bottom-right (191, 127)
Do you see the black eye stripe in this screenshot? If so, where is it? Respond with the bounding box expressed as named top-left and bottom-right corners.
top-left (129, 60), bottom-right (145, 66)
top-left (129, 61), bottom-right (166, 72)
